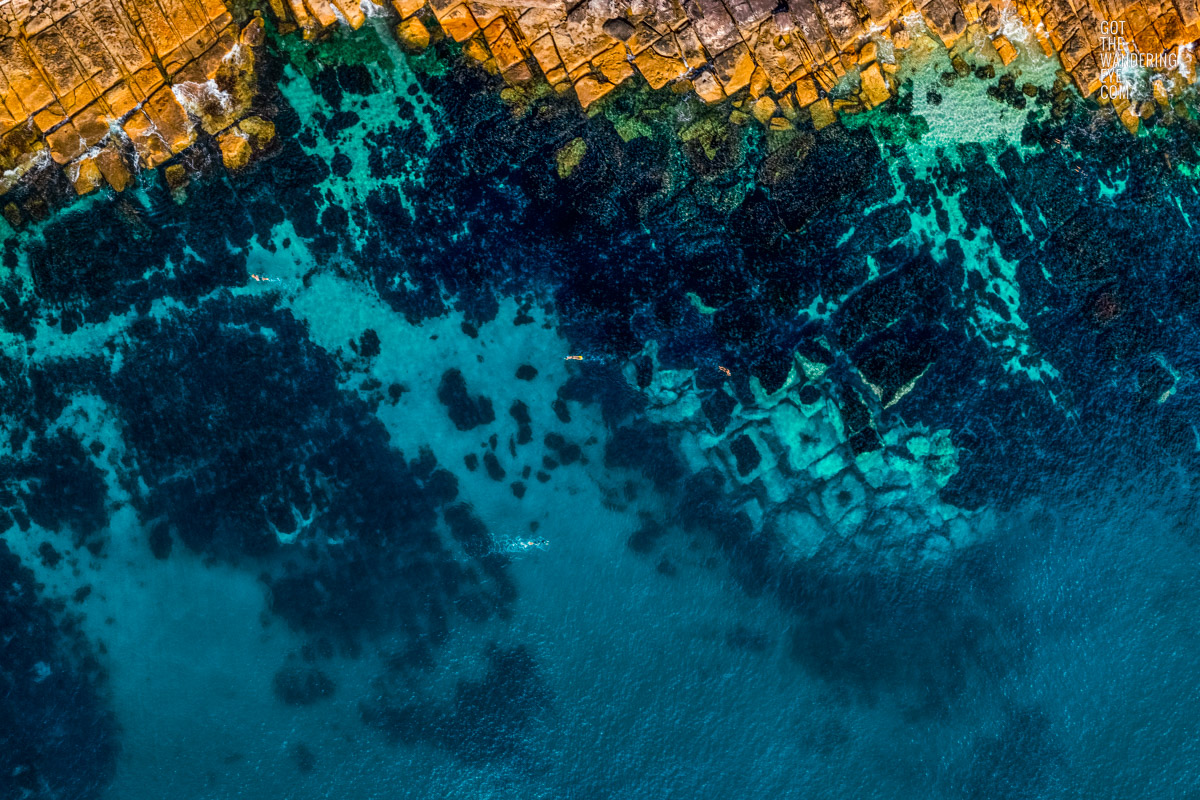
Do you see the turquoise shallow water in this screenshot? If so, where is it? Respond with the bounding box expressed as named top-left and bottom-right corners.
top-left (5, 19), bottom-right (1200, 800)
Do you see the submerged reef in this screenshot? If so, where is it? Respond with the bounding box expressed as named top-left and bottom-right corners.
top-left (8, 19), bottom-right (1200, 574)
top-left (363, 643), bottom-right (552, 762)
top-left (632, 346), bottom-right (981, 568)
top-left (352, 30), bottom-right (1200, 548)
top-left (1, 0), bottom-right (1199, 202)
top-left (107, 294), bottom-right (516, 642)
top-left (3, 9), bottom-right (1200, 798)
top-left (0, 541), bottom-right (118, 799)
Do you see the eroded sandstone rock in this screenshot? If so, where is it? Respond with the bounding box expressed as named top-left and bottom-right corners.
top-left (218, 127), bottom-right (252, 170)
top-left (4, 0), bottom-right (1187, 203)
top-left (397, 15), bottom-right (431, 49)
top-left (316, 0), bottom-right (1200, 130)
top-left (0, 0), bottom-right (265, 198)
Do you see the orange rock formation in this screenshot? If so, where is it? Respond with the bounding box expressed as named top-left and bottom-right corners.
top-left (1, 0), bottom-right (1192, 200)
top-left (364, 0), bottom-right (1197, 133)
top-left (0, 0), bottom-right (265, 198)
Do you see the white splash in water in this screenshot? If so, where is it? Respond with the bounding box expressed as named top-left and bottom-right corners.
top-left (173, 80), bottom-right (235, 119)
top-left (493, 536), bottom-right (550, 556)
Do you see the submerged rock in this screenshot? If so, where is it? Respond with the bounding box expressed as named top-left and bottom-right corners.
top-left (0, 541), bottom-right (118, 798)
top-left (437, 369), bottom-right (496, 431)
top-left (619, 345), bottom-right (991, 571)
top-left (273, 665), bottom-right (336, 705)
top-left (219, 130), bottom-right (254, 171)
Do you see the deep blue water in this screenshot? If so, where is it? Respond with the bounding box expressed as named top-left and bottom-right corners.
top-left (5, 18), bottom-right (1200, 800)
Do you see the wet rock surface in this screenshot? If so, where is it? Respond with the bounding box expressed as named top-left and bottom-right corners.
top-left (0, 0), bottom-right (267, 200)
top-left (328, 0), bottom-right (1200, 132)
top-left (0, 0), bottom-right (1190, 213)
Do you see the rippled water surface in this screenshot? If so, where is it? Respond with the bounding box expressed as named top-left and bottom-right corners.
top-left (5, 19), bottom-right (1200, 800)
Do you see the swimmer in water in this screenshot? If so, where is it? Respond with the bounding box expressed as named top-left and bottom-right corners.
top-left (494, 536), bottom-right (550, 554)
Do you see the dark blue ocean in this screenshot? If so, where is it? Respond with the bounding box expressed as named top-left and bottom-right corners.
top-left (5, 17), bottom-right (1200, 800)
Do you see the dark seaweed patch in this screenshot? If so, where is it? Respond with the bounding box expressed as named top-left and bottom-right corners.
top-left (626, 521), bottom-right (666, 554)
top-left (605, 423), bottom-right (684, 489)
top-left (509, 400), bottom-right (532, 445)
top-left (483, 452), bottom-right (505, 481)
top-left (291, 742), bottom-right (317, 774)
top-left (96, 294), bottom-right (511, 650)
top-left (437, 369), bottom-right (495, 431)
top-left (363, 644), bottom-right (550, 763)
top-left (273, 665), bottom-right (336, 705)
top-left (729, 434), bottom-right (761, 476)
top-left (963, 706), bottom-right (1067, 799)
top-left (0, 541), bottom-right (119, 799)
top-left (148, 523), bottom-right (173, 560)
